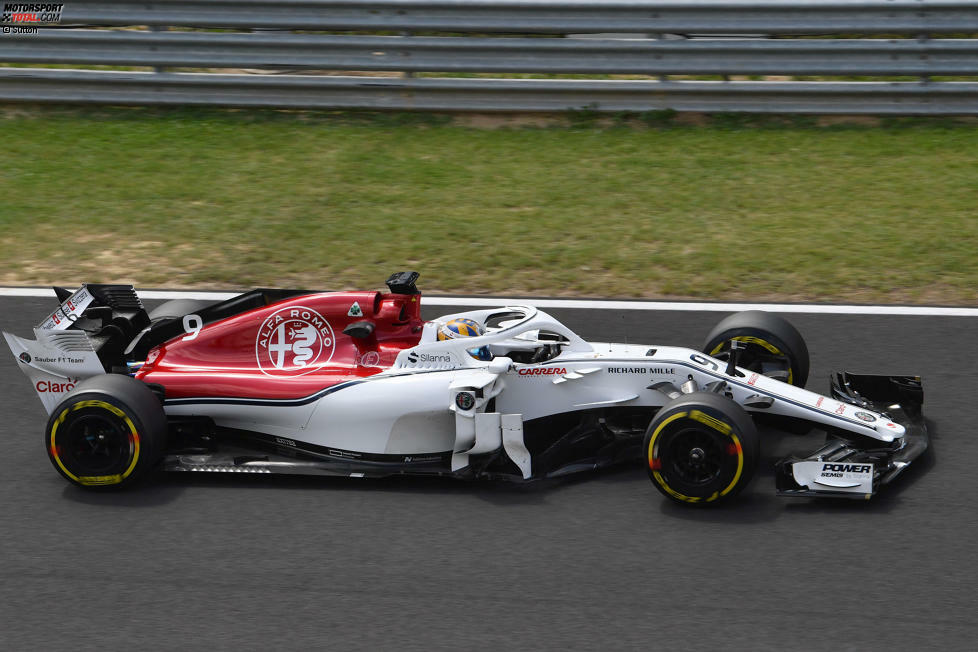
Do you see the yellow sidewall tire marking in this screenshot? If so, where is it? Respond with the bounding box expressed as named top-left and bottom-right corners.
top-left (649, 409), bottom-right (745, 503)
top-left (732, 336), bottom-right (781, 355)
top-left (647, 411), bottom-right (687, 468)
top-left (690, 409), bottom-right (732, 435)
top-left (719, 433), bottom-right (744, 498)
top-left (49, 399), bottom-right (141, 486)
top-left (649, 411), bottom-right (702, 503)
top-left (76, 474), bottom-right (124, 485)
top-left (710, 336), bottom-right (794, 385)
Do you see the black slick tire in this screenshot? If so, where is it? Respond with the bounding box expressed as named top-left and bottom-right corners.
top-left (45, 374), bottom-right (167, 490)
top-left (147, 299), bottom-right (215, 322)
top-left (644, 391), bottom-right (759, 505)
top-left (703, 310), bottom-right (810, 387)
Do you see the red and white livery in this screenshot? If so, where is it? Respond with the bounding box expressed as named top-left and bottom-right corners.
top-left (4, 272), bottom-right (928, 505)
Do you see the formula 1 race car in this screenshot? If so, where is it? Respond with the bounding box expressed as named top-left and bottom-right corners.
top-left (4, 272), bottom-right (928, 504)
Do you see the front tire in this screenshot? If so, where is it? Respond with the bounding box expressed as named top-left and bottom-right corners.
top-left (703, 310), bottom-right (810, 387)
top-left (45, 375), bottom-right (167, 489)
top-left (644, 392), bottom-right (759, 505)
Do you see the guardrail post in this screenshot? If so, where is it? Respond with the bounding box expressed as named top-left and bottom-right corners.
top-left (655, 33), bottom-right (667, 82)
top-left (149, 25), bottom-right (167, 73)
top-left (402, 31), bottom-right (414, 78)
top-left (918, 32), bottom-right (930, 83)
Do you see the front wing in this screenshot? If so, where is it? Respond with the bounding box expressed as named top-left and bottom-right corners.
top-left (775, 373), bottom-right (927, 499)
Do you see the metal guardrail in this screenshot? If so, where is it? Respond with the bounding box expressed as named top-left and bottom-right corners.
top-left (3, 1), bottom-right (978, 114)
top-left (4, 68), bottom-right (977, 114)
top-left (52, 0), bottom-right (978, 33)
top-left (4, 30), bottom-right (978, 76)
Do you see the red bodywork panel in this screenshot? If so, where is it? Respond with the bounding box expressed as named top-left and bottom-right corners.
top-left (137, 291), bottom-right (424, 400)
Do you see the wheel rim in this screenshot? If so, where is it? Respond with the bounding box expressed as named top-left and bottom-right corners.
top-left (710, 337), bottom-right (795, 384)
top-left (59, 412), bottom-right (132, 475)
top-left (664, 427), bottom-right (726, 486)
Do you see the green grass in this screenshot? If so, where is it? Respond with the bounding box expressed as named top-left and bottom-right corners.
top-left (0, 106), bottom-right (975, 304)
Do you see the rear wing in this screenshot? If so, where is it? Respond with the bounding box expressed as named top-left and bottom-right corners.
top-left (3, 284), bottom-right (150, 413)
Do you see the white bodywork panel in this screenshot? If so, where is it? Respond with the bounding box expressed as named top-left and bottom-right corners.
top-left (305, 371), bottom-right (461, 454)
top-left (791, 461), bottom-right (875, 495)
top-left (2, 285), bottom-right (108, 412)
top-left (164, 399), bottom-right (323, 440)
top-left (3, 329), bottom-right (105, 413)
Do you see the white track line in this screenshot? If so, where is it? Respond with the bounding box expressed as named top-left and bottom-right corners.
top-left (0, 287), bottom-right (975, 316)
top-left (426, 297), bottom-right (978, 317)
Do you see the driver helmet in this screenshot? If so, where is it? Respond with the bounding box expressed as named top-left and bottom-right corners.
top-left (437, 318), bottom-right (492, 361)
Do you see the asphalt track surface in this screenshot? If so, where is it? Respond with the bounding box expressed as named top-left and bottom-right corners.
top-left (1, 295), bottom-right (975, 651)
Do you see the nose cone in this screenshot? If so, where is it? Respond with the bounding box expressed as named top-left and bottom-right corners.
top-left (876, 420), bottom-right (906, 441)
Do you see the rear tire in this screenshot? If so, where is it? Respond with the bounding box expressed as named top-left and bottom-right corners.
top-left (703, 310), bottom-right (810, 387)
top-left (644, 392), bottom-right (759, 505)
top-left (147, 298), bottom-right (215, 322)
top-left (45, 375), bottom-right (167, 490)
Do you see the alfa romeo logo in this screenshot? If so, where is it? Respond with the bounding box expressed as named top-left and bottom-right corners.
top-left (358, 351), bottom-right (380, 367)
top-left (455, 392), bottom-right (475, 411)
top-left (256, 306), bottom-right (335, 376)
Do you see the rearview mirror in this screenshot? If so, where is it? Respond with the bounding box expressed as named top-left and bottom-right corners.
top-left (488, 357), bottom-right (513, 375)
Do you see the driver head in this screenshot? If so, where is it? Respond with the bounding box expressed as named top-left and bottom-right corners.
top-left (437, 318), bottom-right (491, 361)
